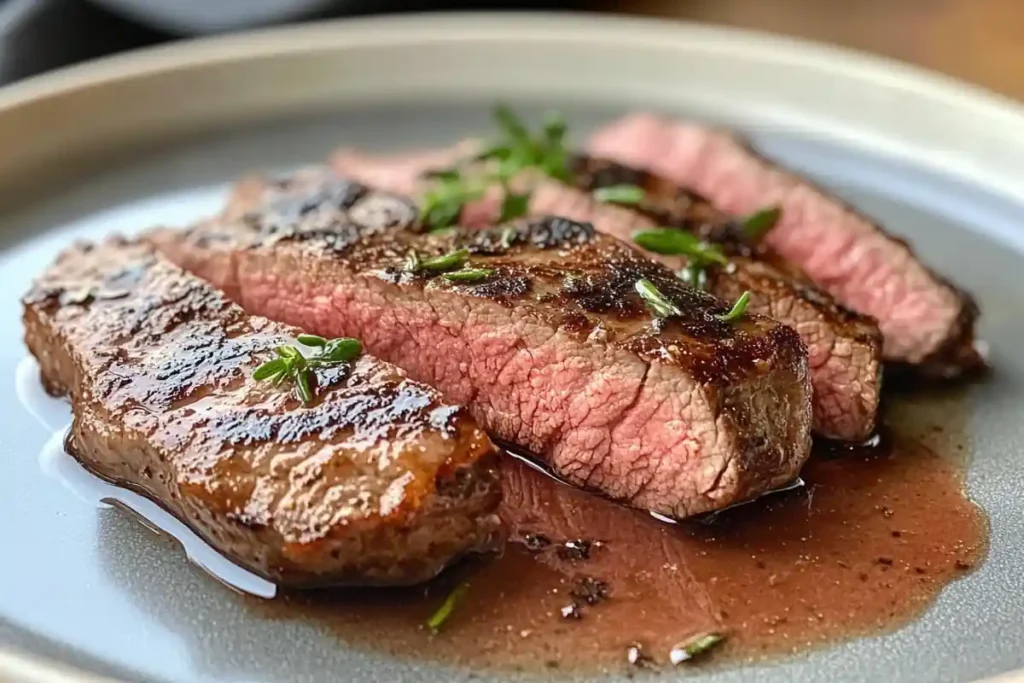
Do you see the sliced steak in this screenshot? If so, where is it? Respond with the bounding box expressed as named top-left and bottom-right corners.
top-left (589, 114), bottom-right (982, 377)
top-left (23, 238), bottom-right (500, 587)
top-left (150, 174), bottom-right (813, 519)
top-left (331, 147), bottom-right (881, 441)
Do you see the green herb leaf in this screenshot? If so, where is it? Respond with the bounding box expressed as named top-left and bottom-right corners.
top-left (419, 169), bottom-right (485, 231)
top-left (443, 268), bottom-right (495, 283)
top-left (632, 229), bottom-right (728, 266)
top-left (678, 264), bottom-right (708, 291)
top-left (294, 369), bottom-right (313, 404)
top-left (669, 632), bottom-right (726, 664)
top-left (320, 338), bottom-right (362, 363)
top-left (254, 337), bottom-right (364, 403)
top-left (593, 184), bottom-right (645, 205)
top-left (296, 334), bottom-right (327, 347)
top-left (740, 206), bottom-right (781, 240)
top-left (635, 278), bottom-right (682, 318)
top-left (252, 358), bottom-right (286, 381)
top-left (404, 250), bottom-right (421, 272)
top-left (420, 248), bottom-right (470, 273)
top-left (427, 582), bottom-right (470, 632)
top-left (494, 104), bottom-right (530, 145)
top-left (499, 226), bottom-right (518, 250)
top-left (715, 291), bottom-right (751, 323)
top-left (499, 192), bottom-right (530, 223)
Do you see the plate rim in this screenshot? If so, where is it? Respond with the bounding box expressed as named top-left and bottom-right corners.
top-left (0, 10), bottom-right (1020, 683)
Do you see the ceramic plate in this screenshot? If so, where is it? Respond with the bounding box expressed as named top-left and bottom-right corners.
top-left (0, 12), bottom-right (1021, 683)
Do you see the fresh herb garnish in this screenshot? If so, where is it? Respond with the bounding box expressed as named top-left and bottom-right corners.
top-left (420, 169), bottom-right (486, 232)
top-left (252, 336), bottom-right (362, 403)
top-left (417, 248), bottom-right (470, 274)
top-left (633, 228), bottom-right (728, 291)
top-left (499, 192), bottom-right (531, 223)
top-left (632, 229), bottom-right (728, 265)
top-left (593, 184), bottom-right (645, 205)
top-left (482, 105), bottom-right (572, 183)
top-left (443, 268), bottom-right (495, 283)
top-left (740, 206), bottom-right (781, 240)
top-left (635, 278), bottom-right (682, 318)
top-left (426, 582), bottom-right (470, 632)
top-left (715, 291), bottom-right (751, 323)
top-left (669, 632), bottom-right (726, 664)
top-left (498, 226), bottom-right (518, 250)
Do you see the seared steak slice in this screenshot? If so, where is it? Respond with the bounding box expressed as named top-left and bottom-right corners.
top-left (564, 156), bottom-right (883, 442)
top-left (589, 114), bottom-right (982, 377)
top-left (151, 173), bottom-right (813, 519)
top-left (331, 147), bottom-right (881, 441)
top-left (22, 238), bottom-right (500, 587)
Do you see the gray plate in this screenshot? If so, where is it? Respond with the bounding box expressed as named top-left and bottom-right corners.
top-left (0, 13), bottom-right (1021, 683)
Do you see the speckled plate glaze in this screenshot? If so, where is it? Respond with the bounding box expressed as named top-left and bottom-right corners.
top-left (0, 12), bottom-right (1022, 683)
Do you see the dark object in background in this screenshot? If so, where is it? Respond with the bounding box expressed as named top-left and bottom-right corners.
top-left (0, 0), bottom-right (161, 83)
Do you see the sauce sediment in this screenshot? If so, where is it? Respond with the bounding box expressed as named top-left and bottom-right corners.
top-left (256, 417), bottom-right (986, 674)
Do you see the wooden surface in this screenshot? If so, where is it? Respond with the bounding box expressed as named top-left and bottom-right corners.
top-left (592, 0), bottom-right (1024, 100)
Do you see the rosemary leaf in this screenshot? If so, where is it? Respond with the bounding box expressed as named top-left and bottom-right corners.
top-left (427, 582), bottom-right (470, 632)
top-left (499, 192), bottom-right (530, 223)
top-left (296, 334), bottom-right (327, 347)
top-left (252, 358), bottom-right (286, 381)
top-left (635, 278), bottom-right (682, 318)
top-left (320, 338), bottom-right (362, 363)
top-left (632, 228), bottom-right (728, 266)
top-left (715, 291), bottom-right (751, 323)
top-left (741, 206), bottom-right (782, 240)
top-left (294, 369), bottom-right (313, 404)
top-left (420, 248), bottom-right (470, 273)
top-left (593, 184), bottom-right (645, 205)
top-left (669, 632), bottom-right (726, 664)
top-left (443, 268), bottom-right (495, 283)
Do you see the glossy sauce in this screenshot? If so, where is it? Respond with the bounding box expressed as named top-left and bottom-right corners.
top-left (255, 396), bottom-right (987, 673)
top-left (20, 355), bottom-right (987, 675)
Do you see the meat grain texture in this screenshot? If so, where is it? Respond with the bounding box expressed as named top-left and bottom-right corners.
top-left (332, 147), bottom-right (883, 441)
top-left (588, 114), bottom-right (982, 377)
top-left (151, 173), bottom-right (814, 519)
top-left (22, 238), bottom-right (500, 587)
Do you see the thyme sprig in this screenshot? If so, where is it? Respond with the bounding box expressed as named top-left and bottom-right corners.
top-left (740, 206), bottom-right (781, 240)
top-left (252, 335), bottom-right (362, 404)
top-left (635, 278), bottom-right (750, 324)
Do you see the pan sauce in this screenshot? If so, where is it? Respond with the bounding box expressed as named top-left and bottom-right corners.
top-left (256, 397), bottom-right (987, 674)
top-left (21, 356), bottom-right (986, 675)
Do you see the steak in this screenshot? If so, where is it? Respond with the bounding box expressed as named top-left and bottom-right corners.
top-left (22, 237), bottom-right (500, 587)
top-left (588, 114), bottom-right (982, 377)
top-left (331, 147), bottom-right (881, 441)
top-left (150, 174), bottom-right (813, 519)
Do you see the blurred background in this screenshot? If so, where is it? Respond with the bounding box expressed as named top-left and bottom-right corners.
top-left (4, 0), bottom-right (1024, 98)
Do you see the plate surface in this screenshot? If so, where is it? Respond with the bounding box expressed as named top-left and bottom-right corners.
top-left (0, 12), bottom-right (1022, 683)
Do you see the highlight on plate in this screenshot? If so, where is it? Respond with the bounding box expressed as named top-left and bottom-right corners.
top-left (20, 105), bottom-right (988, 674)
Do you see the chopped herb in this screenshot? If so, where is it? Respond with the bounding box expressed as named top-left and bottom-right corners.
top-left (404, 249), bottom-right (421, 272)
top-left (420, 169), bottom-right (485, 231)
top-left (593, 184), bottom-right (645, 205)
top-left (499, 192), bottom-right (531, 223)
top-left (252, 358), bottom-right (286, 381)
top-left (715, 291), bottom-right (751, 323)
top-left (296, 334), bottom-right (326, 347)
top-left (740, 206), bottom-right (781, 240)
top-left (635, 278), bottom-right (682, 318)
top-left (499, 226), bottom-right (518, 250)
top-left (426, 582), bottom-right (469, 632)
top-left (633, 228), bottom-right (729, 292)
top-left (632, 229), bottom-right (728, 265)
top-left (443, 268), bottom-right (495, 283)
top-left (669, 632), bottom-right (726, 664)
top-left (419, 248), bottom-right (470, 273)
top-left (320, 338), bottom-right (362, 363)
top-left (253, 336), bottom-right (362, 403)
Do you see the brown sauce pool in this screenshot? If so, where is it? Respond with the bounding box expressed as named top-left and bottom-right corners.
top-left (252, 396), bottom-right (987, 675)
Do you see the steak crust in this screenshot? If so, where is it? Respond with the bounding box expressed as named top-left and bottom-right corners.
top-left (22, 238), bottom-right (500, 587)
top-left (151, 173), bottom-right (813, 519)
top-left (331, 147), bottom-right (882, 441)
